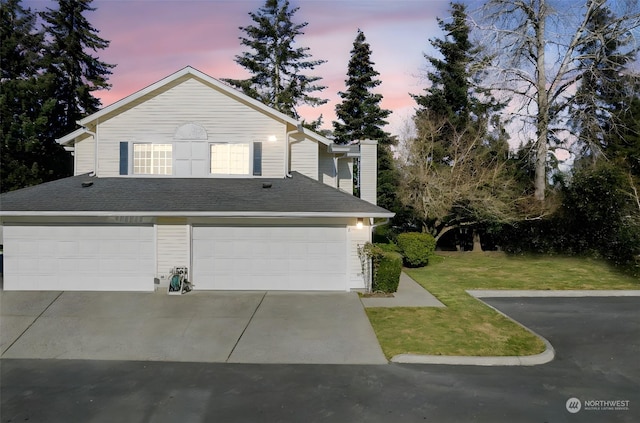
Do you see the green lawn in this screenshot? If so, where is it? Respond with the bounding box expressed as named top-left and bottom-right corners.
top-left (366, 252), bottom-right (639, 359)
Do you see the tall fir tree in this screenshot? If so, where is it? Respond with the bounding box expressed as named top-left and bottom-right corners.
top-left (224, 0), bottom-right (327, 119)
top-left (403, 2), bottom-right (512, 244)
top-left (412, 1), bottom-right (506, 164)
top-left (412, 2), bottom-right (473, 137)
top-left (333, 29), bottom-right (399, 212)
top-left (333, 29), bottom-right (391, 145)
top-left (604, 77), bottom-right (640, 178)
top-left (569, 5), bottom-right (638, 159)
top-left (41, 0), bottom-right (114, 135)
top-left (0, 0), bottom-right (55, 191)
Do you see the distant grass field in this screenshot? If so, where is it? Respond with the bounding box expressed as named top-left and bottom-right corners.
top-left (366, 252), bottom-right (639, 359)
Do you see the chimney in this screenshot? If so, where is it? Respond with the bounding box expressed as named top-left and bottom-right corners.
top-left (359, 140), bottom-right (377, 205)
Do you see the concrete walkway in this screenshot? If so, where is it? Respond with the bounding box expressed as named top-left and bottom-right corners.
top-left (0, 289), bottom-right (387, 365)
top-left (360, 272), bottom-right (445, 308)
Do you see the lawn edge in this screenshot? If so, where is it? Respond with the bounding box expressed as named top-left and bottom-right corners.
top-left (390, 292), bottom-right (556, 366)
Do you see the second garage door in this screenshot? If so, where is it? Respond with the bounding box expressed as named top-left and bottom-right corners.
top-left (192, 226), bottom-right (348, 291)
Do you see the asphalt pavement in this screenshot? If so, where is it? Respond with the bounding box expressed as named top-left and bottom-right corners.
top-left (2, 297), bottom-right (638, 422)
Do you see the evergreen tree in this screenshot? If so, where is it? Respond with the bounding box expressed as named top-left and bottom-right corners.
top-left (224, 0), bottom-right (327, 119)
top-left (605, 79), bottom-right (640, 178)
top-left (569, 5), bottom-right (638, 159)
top-left (412, 2), bottom-right (473, 138)
top-left (0, 0), bottom-right (54, 191)
top-left (333, 29), bottom-right (391, 145)
top-left (402, 2), bottom-right (512, 246)
top-left (41, 0), bottom-right (114, 135)
top-left (332, 29), bottom-right (398, 211)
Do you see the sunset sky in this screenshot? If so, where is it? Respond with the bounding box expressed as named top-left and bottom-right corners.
top-left (24, 0), bottom-right (457, 137)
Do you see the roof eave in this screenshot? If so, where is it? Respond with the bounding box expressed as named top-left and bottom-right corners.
top-left (0, 211), bottom-right (395, 218)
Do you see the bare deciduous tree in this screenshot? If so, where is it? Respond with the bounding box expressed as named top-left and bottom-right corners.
top-left (399, 115), bottom-right (519, 245)
top-left (476, 0), bottom-right (640, 201)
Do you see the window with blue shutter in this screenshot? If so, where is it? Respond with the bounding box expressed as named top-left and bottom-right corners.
top-left (253, 142), bottom-right (262, 176)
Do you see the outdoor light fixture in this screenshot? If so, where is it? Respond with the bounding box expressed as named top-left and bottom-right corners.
top-left (268, 135), bottom-right (277, 142)
top-left (356, 218), bottom-right (364, 229)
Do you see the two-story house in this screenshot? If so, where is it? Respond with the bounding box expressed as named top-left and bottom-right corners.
top-left (0, 66), bottom-right (393, 292)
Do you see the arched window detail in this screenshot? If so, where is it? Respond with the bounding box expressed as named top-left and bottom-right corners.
top-left (174, 123), bottom-right (207, 140)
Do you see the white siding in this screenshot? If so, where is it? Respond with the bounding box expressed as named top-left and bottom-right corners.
top-left (337, 158), bottom-right (354, 194)
top-left (74, 135), bottom-right (95, 175)
top-left (359, 140), bottom-right (378, 205)
top-left (156, 222), bottom-right (190, 282)
top-left (290, 137), bottom-right (319, 180)
top-left (96, 77), bottom-right (286, 177)
top-left (318, 147), bottom-right (337, 188)
top-left (348, 223), bottom-right (371, 290)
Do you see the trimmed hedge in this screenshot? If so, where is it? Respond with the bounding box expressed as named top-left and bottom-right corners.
top-left (373, 251), bottom-right (402, 293)
top-left (397, 232), bottom-right (436, 267)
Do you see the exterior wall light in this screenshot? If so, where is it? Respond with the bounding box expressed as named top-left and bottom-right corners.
top-left (356, 218), bottom-right (364, 229)
top-left (268, 135), bottom-right (277, 142)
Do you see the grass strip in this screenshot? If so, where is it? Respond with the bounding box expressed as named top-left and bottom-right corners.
top-left (366, 252), bottom-right (639, 359)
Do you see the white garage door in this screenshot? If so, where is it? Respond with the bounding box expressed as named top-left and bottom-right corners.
top-left (192, 226), bottom-right (347, 291)
top-left (3, 225), bottom-right (155, 291)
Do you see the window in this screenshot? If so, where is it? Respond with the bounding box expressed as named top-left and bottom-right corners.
top-left (133, 144), bottom-right (172, 175)
top-left (210, 143), bottom-right (250, 175)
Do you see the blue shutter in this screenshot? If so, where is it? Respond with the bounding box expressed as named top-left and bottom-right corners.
top-left (119, 142), bottom-right (128, 175)
top-left (253, 142), bottom-right (262, 176)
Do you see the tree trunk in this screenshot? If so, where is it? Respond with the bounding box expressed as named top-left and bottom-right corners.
top-left (534, 0), bottom-right (548, 203)
top-left (471, 229), bottom-right (483, 252)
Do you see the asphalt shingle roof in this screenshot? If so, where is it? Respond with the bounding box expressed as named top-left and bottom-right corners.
top-left (0, 172), bottom-right (392, 217)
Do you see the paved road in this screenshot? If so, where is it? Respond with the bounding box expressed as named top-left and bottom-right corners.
top-left (2, 297), bottom-right (639, 422)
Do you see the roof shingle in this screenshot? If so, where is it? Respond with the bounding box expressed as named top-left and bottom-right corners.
top-left (0, 172), bottom-right (392, 217)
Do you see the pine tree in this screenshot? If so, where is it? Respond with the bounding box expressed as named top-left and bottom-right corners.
top-left (333, 29), bottom-right (391, 145)
top-left (224, 0), bottom-right (327, 119)
top-left (41, 0), bottom-right (114, 134)
top-left (0, 0), bottom-right (54, 191)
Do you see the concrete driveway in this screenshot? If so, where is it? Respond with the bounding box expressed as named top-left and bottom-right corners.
top-left (0, 289), bottom-right (387, 364)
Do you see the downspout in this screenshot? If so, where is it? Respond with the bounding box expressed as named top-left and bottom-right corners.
top-left (285, 123), bottom-right (304, 178)
top-left (84, 126), bottom-right (97, 176)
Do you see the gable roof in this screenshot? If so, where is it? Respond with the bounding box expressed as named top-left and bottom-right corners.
top-left (0, 172), bottom-right (393, 218)
top-left (57, 66), bottom-right (333, 147)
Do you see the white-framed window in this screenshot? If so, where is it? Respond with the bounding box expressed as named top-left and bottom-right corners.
top-left (133, 144), bottom-right (173, 175)
top-left (210, 143), bottom-right (250, 175)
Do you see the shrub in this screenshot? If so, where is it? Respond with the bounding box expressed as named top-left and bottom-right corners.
top-left (376, 242), bottom-right (401, 253)
top-left (373, 251), bottom-right (402, 293)
top-left (397, 232), bottom-right (436, 267)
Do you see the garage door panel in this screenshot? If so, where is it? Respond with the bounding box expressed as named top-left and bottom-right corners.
top-left (193, 226), bottom-right (347, 291)
top-left (3, 225), bottom-right (154, 291)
